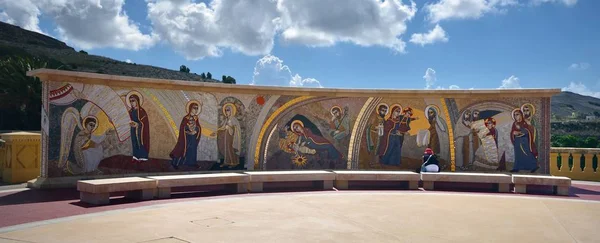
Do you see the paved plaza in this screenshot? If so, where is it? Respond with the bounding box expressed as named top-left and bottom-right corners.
top-left (1, 182), bottom-right (600, 243)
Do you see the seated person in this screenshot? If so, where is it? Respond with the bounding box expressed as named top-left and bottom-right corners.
top-left (418, 148), bottom-right (440, 173)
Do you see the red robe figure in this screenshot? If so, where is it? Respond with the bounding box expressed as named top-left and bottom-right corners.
top-left (485, 118), bottom-right (498, 146)
top-left (510, 109), bottom-right (539, 173)
top-left (170, 102), bottom-right (201, 169)
top-left (378, 106), bottom-right (416, 166)
top-left (128, 94), bottom-right (150, 162)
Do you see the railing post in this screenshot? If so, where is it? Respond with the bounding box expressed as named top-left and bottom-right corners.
top-left (568, 153), bottom-right (574, 172)
top-left (593, 154), bottom-right (598, 173)
top-left (580, 153), bottom-right (586, 172)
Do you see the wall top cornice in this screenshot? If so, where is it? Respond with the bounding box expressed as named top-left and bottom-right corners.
top-left (28, 69), bottom-right (561, 98)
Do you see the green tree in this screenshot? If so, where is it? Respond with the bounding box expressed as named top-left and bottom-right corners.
top-left (552, 135), bottom-right (579, 147)
top-left (582, 137), bottom-right (599, 148)
top-left (200, 72), bottom-right (206, 79)
top-left (206, 72), bottom-right (212, 79)
top-left (79, 50), bottom-right (88, 55)
top-left (222, 75), bottom-right (236, 84)
top-left (0, 56), bottom-right (48, 130)
top-left (179, 65), bottom-right (190, 73)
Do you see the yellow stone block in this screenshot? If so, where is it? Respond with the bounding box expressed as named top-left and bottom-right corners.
top-left (0, 132), bottom-right (41, 184)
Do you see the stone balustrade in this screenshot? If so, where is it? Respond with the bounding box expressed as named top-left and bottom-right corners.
top-left (550, 147), bottom-right (600, 181)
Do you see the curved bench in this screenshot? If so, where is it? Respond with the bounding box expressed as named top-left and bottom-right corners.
top-left (333, 171), bottom-right (420, 190)
top-left (75, 171), bottom-right (575, 205)
top-left (147, 173), bottom-right (249, 199)
top-left (77, 177), bottom-right (157, 205)
top-left (513, 175), bottom-right (571, 196)
top-left (244, 171), bottom-right (335, 192)
top-left (421, 172), bottom-right (512, 192)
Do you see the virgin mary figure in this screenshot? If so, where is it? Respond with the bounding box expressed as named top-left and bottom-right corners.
top-left (290, 120), bottom-right (342, 160)
top-left (378, 105), bottom-right (409, 166)
top-left (510, 109), bottom-right (539, 173)
top-left (127, 92), bottom-right (150, 162)
top-left (170, 100), bottom-right (202, 169)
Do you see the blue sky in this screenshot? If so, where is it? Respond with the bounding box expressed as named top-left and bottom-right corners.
top-left (1, 0), bottom-right (599, 97)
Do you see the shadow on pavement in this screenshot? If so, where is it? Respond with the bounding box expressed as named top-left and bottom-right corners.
top-left (0, 188), bottom-right (79, 206)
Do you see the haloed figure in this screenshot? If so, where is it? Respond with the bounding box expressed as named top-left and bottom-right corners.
top-left (329, 106), bottom-right (350, 141)
top-left (216, 103), bottom-right (242, 168)
top-left (291, 120), bottom-right (342, 161)
top-left (427, 107), bottom-right (440, 151)
top-left (378, 106), bottom-right (417, 166)
top-left (75, 117), bottom-right (106, 173)
top-left (367, 104), bottom-right (388, 153)
top-left (128, 94), bottom-right (150, 162)
top-left (510, 109), bottom-right (539, 173)
top-left (170, 101), bottom-right (202, 169)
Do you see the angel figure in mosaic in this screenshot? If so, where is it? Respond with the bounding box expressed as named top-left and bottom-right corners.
top-left (58, 107), bottom-right (115, 175)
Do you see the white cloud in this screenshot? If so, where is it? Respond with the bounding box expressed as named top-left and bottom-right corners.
top-left (251, 54), bottom-right (322, 88)
top-left (531, 0), bottom-right (577, 7)
top-left (0, 0), bottom-right (157, 50)
top-left (146, 0), bottom-right (418, 60)
top-left (147, 0), bottom-right (280, 60)
top-left (562, 82), bottom-right (600, 99)
top-left (568, 62), bottom-right (590, 71)
top-left (498, 75), bottom-right (522, 89)
top-left (277, 0), bottom-right (417, 53)
top-left (290, 76), bottom-right (323, 88)
top-left (410, 24), bottom-right (449, 46)
top-left (425, 0), bottom-right (492, 23)
top-left (435, 85), bottom-right (461, 89)
top-left (423, 68), bottom-right (437, 89)
top-left (0, 0), bottom-right (43, 33)
top-left (125, 59), bottom-right (132, 63)
top-left (423, 68), bottom-right (461, 89)
top-left (425, 0), bottom-right (574, 23)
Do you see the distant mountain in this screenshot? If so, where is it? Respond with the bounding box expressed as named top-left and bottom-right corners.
top-left (0, 21), bottom-right (219, 82)
top-left (551, 91), bottom-right (600, 118)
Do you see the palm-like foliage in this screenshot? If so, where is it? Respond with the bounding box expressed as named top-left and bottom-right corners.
top-left (0, 56), bottom-right (47, 130)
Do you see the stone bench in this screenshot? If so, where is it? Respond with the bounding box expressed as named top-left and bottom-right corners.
top-left (421, 172), bottom-right (512, 192)
top-left (333, 171), bottom-right (420, 190)
top-left (77, 177), bottom-right (157, 205)
top-left (512, 175), bottom-right (571, 196)
top-left (244, 171), bottom-right (335, 192)
top-left (147, 173), bottom-right (249, 199)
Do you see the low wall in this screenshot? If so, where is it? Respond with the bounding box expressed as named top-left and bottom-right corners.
top-left (26, 69), bottom-right (559, 188)
top-left (550, 147), bottom-right (600, 181)
top-left (0, 132), bottom-right (41, 183)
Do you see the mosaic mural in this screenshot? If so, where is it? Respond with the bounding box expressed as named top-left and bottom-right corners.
top-left (44, 81), bottom-right (549, 177)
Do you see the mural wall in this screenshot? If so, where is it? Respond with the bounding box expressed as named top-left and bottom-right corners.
top-left (43, 81), bottom-right (550, 177)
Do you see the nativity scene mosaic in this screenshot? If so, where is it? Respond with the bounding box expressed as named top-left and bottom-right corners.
top-left (44, 81), bottom-right (548, 177)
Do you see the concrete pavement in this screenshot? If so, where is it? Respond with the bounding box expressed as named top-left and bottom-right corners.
top-left (1, 191), bottom-right (599, 243)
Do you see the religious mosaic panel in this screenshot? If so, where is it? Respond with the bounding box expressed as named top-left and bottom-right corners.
top-left (44, 81), bottom-right (548, 177)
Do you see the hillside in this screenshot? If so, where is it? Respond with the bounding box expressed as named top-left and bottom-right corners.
top-left (0, 21), bottom-right (218, 82)
top-left (551, 91), bottom-right (600, 118)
